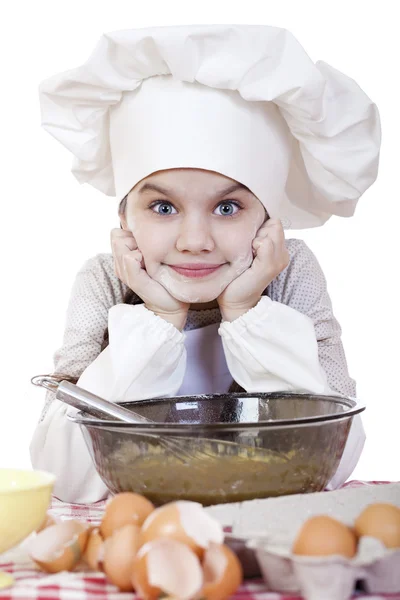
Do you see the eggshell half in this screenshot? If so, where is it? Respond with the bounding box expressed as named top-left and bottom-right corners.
top-left (140, 501), bottom-right (224, 557)
top-left (103, 524), bottom-right (141, 591)
top-left (100, 493), bottom-right (155, 539)
top-left (133, 538), bottom-right (203, 600)
top-left (29, 520), bottom-right (89, 573)
top-left (36, 513), bottom-right (59, 533)
top-left (201, 542), bottom-right (243, 600)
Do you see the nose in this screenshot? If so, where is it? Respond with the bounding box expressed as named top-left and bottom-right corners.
top-left (175, 215), bottom-right (215, 253)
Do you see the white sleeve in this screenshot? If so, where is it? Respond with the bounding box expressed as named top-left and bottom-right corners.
top-left (219, 296), bottom-right (332, 394)
top-left (30, 257), bottom-right (186, 504)
top-left (76, 304), bottom-right (187, 402)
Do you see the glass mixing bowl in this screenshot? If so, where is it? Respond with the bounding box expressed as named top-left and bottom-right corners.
top-left (69, 392), bottom-right (364, 506)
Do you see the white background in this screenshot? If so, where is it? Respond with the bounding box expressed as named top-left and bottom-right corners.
top-left (1, 1), bottom-right (398, 482)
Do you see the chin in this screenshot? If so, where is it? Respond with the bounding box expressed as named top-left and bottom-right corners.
top-left (154, 265), bottom-right (228, 304)
top-left (172, 289), bottom-right (218, 304)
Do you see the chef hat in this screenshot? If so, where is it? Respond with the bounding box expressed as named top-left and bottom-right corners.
top-left (39, 24), bottom-right (381, 229)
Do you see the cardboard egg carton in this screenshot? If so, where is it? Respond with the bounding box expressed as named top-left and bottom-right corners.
top-left (206, 483), bottom-right (400, 599)
top-left (248, 536), bottom-right (400, 599)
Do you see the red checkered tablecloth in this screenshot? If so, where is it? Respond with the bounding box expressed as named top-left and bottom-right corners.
top-left (0, 481), bottom-right (399, 599)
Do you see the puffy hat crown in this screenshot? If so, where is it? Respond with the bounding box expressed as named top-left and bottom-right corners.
top-left (39, 24), bottom-right (381, 229)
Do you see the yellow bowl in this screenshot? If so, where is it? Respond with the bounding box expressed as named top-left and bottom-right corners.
top-left (0, 469), bottom-right (55, 554)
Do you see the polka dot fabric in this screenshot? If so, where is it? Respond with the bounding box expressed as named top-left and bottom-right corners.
top-left (38, 239), bottom-right (356, 421)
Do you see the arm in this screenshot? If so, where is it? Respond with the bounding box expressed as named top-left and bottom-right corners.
top-left (219, 238), bottom-right (365, 488)
top-left (30, 255), bottom-right (186, 503)
top-left (219, 296), bottom-right (331, 394)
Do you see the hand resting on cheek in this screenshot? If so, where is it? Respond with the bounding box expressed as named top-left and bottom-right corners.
top-left (217, 219), bottom-right (290, 321)
top-left (111, 228), bottom-right (190, 330)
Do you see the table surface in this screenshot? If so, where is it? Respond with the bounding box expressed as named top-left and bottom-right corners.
top-left (0, 480), bottom-right (399, 600)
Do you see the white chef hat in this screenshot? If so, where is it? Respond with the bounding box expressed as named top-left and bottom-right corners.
top-left (39, 24), bottom-right (381, 229)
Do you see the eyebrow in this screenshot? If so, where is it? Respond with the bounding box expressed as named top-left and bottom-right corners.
top-left (137, 182), bottom-right (250, 198)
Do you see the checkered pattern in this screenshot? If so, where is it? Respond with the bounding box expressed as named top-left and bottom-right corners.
top-left (0, 481), bottom-right (399, 599)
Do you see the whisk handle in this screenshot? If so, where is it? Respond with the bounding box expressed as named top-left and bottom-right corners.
top-left (31, 375), bottom-right (151, 424)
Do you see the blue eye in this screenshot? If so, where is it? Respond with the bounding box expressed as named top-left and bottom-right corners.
top-left (214, 201), bottom-right (240, 216)
top-left (151, 201), bottom-right (177, 215)
top-left (149, 200), bottom-right (241, 217)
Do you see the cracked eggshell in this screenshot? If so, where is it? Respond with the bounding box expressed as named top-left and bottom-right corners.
top-left (200, 542), bottom-right (243, 600)
top-left (100, 492), bottom-right (155, 539)
top-left (29, 520), bottom-right (89, 573)
top-left (103, 523), bottom-right (141, 591)
top-left (140, 501), bottom-right (224, 558)
top-left (83, 527), bottom-right (104, 571)
top-left (132, 538), bottom-right (203, 600)
top-left (36, 513), bottom-right (59, 534)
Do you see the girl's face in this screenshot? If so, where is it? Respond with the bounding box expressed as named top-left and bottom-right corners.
top-left (123, 169), bottom-right (267, 304)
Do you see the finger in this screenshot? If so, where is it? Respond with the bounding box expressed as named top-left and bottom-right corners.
top-left (254, 234), bottom-right (289, 273)
top-left (110, 227), bottom-right (136, 239)
top-left (267, 226), bottom-right (288, 264)
top-left (255, 226), bottom-right (288, 255)
top-left (252, 236), bottom-right (274, 259)
top-left (110, 228), bottom-right (138, 247)
top-left (111, 230), bottom-right (138, 266)
top-left (256, 221), bottom-right (286, 256)
top-left (111, 232), bottom-right (139, 281)
top-left (120, 250), bottom-right (142, 289)
top-left (121, 250), bottom-right (153, 294)
top-left (252, 237), bottom-right (262, 257)
top-left (254, 218), bottom-right (280, 237)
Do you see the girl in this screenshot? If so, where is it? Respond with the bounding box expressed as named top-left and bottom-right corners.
top-left (30, 24), bottom-right (380, 503)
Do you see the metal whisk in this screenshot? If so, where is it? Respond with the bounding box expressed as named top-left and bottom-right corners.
top-left (31, 375), bottom-right (289, 465)
top-left (31, 375), bottom-right (200, 463)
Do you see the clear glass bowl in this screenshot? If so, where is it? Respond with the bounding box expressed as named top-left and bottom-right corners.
top-left (69, 392), bottom-right (364, 506)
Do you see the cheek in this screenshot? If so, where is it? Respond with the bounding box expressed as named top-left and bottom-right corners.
top-left (219, 224), bottom-right (256, 264)
top-left (126, 216), bottom-right (171, 269)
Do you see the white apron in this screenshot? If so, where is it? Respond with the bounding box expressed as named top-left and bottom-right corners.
top-left (176, 323), bottom-right (260, 424)
top-left (177, 323), bottom-right (232, 396)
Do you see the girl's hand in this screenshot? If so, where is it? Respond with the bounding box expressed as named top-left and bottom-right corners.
top-left (111, 229), bottom-right (190, 330)
top-left (217, 219), bottom-right (290, 321)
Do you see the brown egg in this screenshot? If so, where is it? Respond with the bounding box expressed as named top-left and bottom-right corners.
top-left (100, 492), bottom-right (155, 539)
top-left (29, 520), bottom-right (90, 573)
top-left (292, 515), bottom-right (357, 558)
top-left (201, 542), bottom-right (243, 600)
top-left (83, 527), bottom-right (104, 571)
top-left (132, 538), bottom-right (203, 600)
top-left (140, 501), bottom-right (223, 558)
top-left (355, 503), bottom-right (400, 548)
top-left (103, 524), bottom-right (141, 591)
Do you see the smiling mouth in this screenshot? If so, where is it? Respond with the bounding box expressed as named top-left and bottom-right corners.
top-left (168, 264), bottom-right (224, 279)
